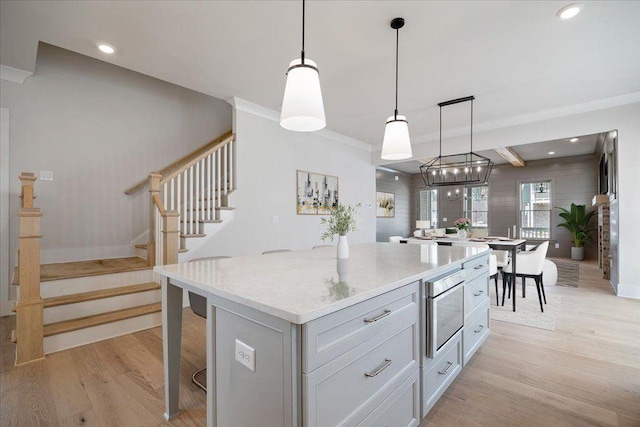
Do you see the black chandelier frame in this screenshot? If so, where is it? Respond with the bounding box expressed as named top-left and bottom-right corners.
top-left (420, 96), bottom-right (494, 187)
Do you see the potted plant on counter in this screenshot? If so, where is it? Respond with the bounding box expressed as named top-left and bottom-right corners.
top-left (321, 203), bottom-right (361, 259)
top-left (556, 203), bottom-right (597, 261)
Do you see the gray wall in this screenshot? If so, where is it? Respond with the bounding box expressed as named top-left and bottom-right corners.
top-left (488, 154), bottom-right (598, 259)
top-left (409, 154), bottom-right (599, 259)
top-left (376, 169), bottom-right (414, 242)
top-left (1, 43), bottom-right (232, 264)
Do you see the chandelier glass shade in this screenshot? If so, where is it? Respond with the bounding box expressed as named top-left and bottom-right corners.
top-left (420, 96), bottom-right (494, 187)
top-left (280, 0), bottom-right (326, 132)
top-left (381, 17), bottom-right (412, 161)
top-left (280, 58), bottom-right (326, 132)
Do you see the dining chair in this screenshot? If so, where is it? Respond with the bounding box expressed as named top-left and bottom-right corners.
top-left (262, 249), bottom-right (292, 255)
top-left (187, 255), bottom-right (231, 392)
top-left (502, 241), bottom-right (549, 312)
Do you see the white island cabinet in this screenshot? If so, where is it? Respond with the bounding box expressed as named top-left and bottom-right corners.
top-left (154, 243), bottom-right (490, 427)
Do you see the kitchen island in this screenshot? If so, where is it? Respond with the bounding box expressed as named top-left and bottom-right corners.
top-left (155, 242), bottom-right (491, 427)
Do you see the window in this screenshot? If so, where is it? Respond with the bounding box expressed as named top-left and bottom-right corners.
top-left (464, 186), bottom-right (489, 228)
top-left (418, 189), bottom-right (438, 228)
top-left (520, 181), bottom-right (551, 239)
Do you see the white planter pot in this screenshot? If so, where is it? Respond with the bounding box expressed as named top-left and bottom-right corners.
top-left (571, 246), bottom-right (584, 261)
top-left (337, 235), bottom-right (349, 259)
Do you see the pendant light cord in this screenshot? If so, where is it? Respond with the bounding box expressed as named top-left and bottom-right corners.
top-left (470, 99), bottom-right (473, 153)
top-left (394, 27), bottom-right (399, 119)
top-left (301, 0), bottom-right (306, 64)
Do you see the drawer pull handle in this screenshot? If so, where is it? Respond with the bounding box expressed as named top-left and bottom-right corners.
top-left (474, 325), bottom-right (485, 333)
top-left (474, 264), bottom-right (484, 270)
top-left (438, 361), bottom-right (453, 375)
top-left (364, 309), bottom-right (391, 323)
top-left (365, 358), bottom-right (392, 378)
top-left (473, 290), bottom-right (484, 297)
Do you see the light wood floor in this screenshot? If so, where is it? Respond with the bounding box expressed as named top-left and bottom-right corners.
top-left (1, 261), bottom-right (638, 426)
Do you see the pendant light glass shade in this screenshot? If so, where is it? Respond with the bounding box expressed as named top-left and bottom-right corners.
top-left (280, 58), bottom-right (326, 132)
top-left (381, 115), bottom-right (412, 160)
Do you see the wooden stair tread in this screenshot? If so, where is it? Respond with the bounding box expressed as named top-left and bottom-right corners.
top-left (178, 248), bottom-right (189, 253)
top-left (181, 233), bottom-right (206, 238)
top-left (42, 282), bottom-right (160, 308)
top-left (43, 303), bottom-right (161, 337)
top-left (134, 244), bottom-right (148, 250)
top-left (12, 257), bottom-right (151, 285)
top-left (216, 206), bottom-right (235, 210)
top-left (180, 219), bottom-right (223, 224)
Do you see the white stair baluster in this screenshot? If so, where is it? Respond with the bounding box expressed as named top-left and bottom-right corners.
top-left (229, 140), bottom-right (234, 190)
top-left (189, 166), bottom-right (194, 235)
top-left (195, 161), bottom-right (200, 234)
top-left (217, 150), bottom-right (221, 210)
top-left (176, 175), bottom-right (182, 235)
top-left (223, 143), bottom-right (228, 195)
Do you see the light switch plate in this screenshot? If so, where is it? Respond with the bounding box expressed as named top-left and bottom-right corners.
top-left (555, 243), bottom-right (560, 249)
top-left (443, 217), bottom-right (447, 222)
top-left (235, 339), bottom-right (255, 372)
top-left (40, 171), bottom-right (53, 181)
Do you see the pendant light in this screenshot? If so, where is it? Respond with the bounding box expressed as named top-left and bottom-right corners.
top-left (381, 17), bottom-right (412, 161)
top-left (280, 0), bottom-right (326, 132)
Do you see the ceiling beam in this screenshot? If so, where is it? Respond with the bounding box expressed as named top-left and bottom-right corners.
top-left (494, 147), bottom-right (526, 167)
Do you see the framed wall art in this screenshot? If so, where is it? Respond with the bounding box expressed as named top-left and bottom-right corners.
top-left (296, 170), bottom-right (339, 215)
top-left (377, 191), bottom-right (395, 218)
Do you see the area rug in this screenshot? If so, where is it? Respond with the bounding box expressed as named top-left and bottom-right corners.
top-left (489, 284), bottom-right (561, 331)
top-left (550, 258), bottom-right (580, 288)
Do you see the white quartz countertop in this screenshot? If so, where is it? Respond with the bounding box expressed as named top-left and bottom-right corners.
top-left (154, 242), bottom-right (488, 324)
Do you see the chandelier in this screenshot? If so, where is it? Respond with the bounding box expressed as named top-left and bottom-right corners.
top-left (420, 96), bottom-right (494, 187)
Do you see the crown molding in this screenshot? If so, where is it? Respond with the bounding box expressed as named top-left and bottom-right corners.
top-left (1, 64), bottom-right (33, 84)
top-left (228, 97), bottom-right (372, 152)
top-left (373, 91), bottom-right (640, 151)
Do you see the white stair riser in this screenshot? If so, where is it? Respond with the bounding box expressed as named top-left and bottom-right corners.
top-left (43, 312), bottom-right (162, 355)
top-left (134, 247), bottom-right (148, 259)
top-left (44, 289), bottom-right (161, 324)
top-left (40, 269), bottom-right (154, 298)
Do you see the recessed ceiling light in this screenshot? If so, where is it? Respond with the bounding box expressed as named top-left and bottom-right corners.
top-left (557, 3), bottom-right (583, 20)
top-left (98, 44), bottom-right (115, 54)
top-left (569, 137), bottom-right (579, 143)
top-left (548, 151), bottom-right (555, 155)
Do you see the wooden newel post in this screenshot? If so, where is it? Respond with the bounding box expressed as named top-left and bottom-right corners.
top-left (19, 172), bottom-right (36, 208)
top-left (162, 211), bottom-right (180, 265)
top-left (148, 173), bottom-right (162, 267)
top-left (16, 173), bottom-right (44, 366)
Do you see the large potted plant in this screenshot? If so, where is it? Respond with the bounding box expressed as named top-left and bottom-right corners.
top-left (556, 203), bottom-right (597, 261)
top-left (321, 203), bottom-right (361, 259)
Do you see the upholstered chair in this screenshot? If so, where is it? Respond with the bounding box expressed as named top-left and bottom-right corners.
top-left (502, 241), bottom-right (549, 312)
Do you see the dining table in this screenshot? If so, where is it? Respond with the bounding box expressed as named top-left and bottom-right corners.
top-left (399, 236), bottom-right (527, 312)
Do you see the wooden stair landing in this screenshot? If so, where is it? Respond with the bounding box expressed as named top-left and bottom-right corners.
top-left (12, 256), bottom-right (150, 285)
top-left (43, 302), bottom-right (161, 337)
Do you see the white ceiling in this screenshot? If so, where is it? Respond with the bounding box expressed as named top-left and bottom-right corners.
top-left (2, 1), bottom-right (639, 146)
top-left (384, 132), bottom-right (601, 174)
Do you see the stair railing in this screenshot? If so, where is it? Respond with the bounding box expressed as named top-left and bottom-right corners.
top-left (14, 172), bottom-right (44, 365)
top-left (149, 132), bottom-right (235, 266)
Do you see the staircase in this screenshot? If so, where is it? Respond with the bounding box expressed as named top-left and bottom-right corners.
top-left (11, 132), bottom-right (236, 365)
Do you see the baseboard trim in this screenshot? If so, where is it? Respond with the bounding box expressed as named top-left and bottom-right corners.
top-left (617, 283), bottom-right (640, 299)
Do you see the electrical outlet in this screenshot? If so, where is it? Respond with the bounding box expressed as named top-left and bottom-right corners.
top-left (271, 216), bottom-right (279, 224)
top-left (40, 171), bottom-right (53, 181)
top-left (235, 339), bottom-right (255, 372)
top-left (555, 243), bottom-right (560, 249)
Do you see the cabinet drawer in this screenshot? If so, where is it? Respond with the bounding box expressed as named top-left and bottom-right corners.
top-left (304, 316), bottom-right (418, 427)
top-left (422, 331), bottom-right (462, 417)
top-left (303, 281), bottom-right (419, 373)
top-left (462, 254), bottom-right (489, 283)
top-left (357, 368), bottom-right (420, 427)
top-left (463, 299), bottom-right (490, 365)
top-left (465, 273), bottom-right (489, 316)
